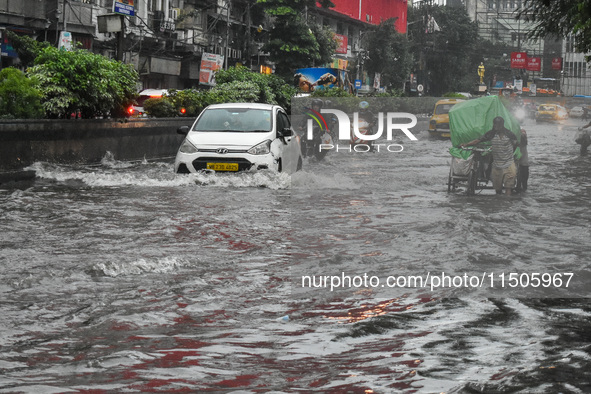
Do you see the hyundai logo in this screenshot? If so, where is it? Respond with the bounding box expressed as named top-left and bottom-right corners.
top-left (216, 148), bottom-right (229, 154)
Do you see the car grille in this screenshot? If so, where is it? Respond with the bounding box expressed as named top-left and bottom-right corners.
top-left (198, 148), bottom-right (247, 154)
top-left (436, 123), bottom-right (450, 130)
top-left (192, 157), bottom-right (253, 171)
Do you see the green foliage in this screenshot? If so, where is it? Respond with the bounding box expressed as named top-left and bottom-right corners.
top-left (365, 19), bottom-right (412, 92)
top-left (144, 97), bottom-right (177, 118)
top-left (5, 31), bottom-right (51, 69)
top-left (166, 89), bottom-right (205, 117)
top-left (257, 0), bottom-right (337, 78)
top-left (310, 87), bottom-right (354, 97)
top-left (27, 47), bottom-right (139, 118)
top-left (214, 66), bottom-right (297, 110)
top-left (517, 0), bottom-right (591, 57)
top-left (443, 92), bottom-right (468, 98)
top-left (408, 5), bottom-right (480, 95)
top-left (207, 80), bottom-right (262, 104)
top-left (310, 24), bottom-right (339, 67)
top-left (140, 66), bottom-right (297, 117)
top-left (0, 68), bottom-right (44, 119)
top-left (373, 89), bottom-right (405, 97)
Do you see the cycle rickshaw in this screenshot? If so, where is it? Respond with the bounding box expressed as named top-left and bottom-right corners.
top-left (446, 95), bottom-right (522, 195)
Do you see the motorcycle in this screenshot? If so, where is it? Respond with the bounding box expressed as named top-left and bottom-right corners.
top-left (300, 121), bottom-right (334, 161)
top-left (350, 112), bottom-right (376, 151)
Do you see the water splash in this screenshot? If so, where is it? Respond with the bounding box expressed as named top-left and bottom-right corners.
top-left (93, 256), bottom-right (188, 277)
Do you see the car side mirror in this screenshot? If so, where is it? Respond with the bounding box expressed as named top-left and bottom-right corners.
top-left (278, 127), bottom-right (293, 137)
top-left (177, 125), bottom-right (189, 135)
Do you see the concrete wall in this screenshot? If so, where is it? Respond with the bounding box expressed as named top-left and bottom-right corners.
top-left (0, 118), bottom-right (192, 171)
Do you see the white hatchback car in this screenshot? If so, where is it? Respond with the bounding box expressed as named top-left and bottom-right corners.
top-left (174, 103), bottom-right (303, 174)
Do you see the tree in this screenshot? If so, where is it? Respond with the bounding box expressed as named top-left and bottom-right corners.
top-left (0, 68), bottom-right (44, 119)
top-left (27, 47), bottom-right (139, 118)
top-left (517, 0), bottom-right (591, 57)
top-left (365, 19), bottom-right (412, 92)
top-left (214, 65), bottom-right (296, 110)
top-left (257, 0), bottom-right (337, 78)
top-left (5, 31), bottom-right (51, 69)
top-left (407, 5), bottom-right (480, 95)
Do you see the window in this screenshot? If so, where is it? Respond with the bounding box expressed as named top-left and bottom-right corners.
top-left (277, 112), bottom-right (291, 131)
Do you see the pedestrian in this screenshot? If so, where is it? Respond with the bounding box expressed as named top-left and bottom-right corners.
top-left (516, 128), bottom-right (529, 192)
top-left (460, 116), bottom-right (518, 196)
top-left (583, 106), bottom-right (589, 121)
top-left (577, 120), bottom-right (591, 155)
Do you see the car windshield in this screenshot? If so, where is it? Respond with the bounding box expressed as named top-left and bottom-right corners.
top-left (193, 108), bottom-right (272, 132)
top-left (435, 104), bottom-right (455, 115)
top-left (540, 105), bottom-right (556, 111)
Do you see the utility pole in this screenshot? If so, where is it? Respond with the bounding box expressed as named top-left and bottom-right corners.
top-left (224, 0), bottom-right (231, 70)
top-left (117, 15), bottom-right (124, 61)
top-left (62, 0), bottom-right (67, 32)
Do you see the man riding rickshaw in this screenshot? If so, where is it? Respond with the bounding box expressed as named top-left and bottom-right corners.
top-left (447, 95), bottom-right (522, 196)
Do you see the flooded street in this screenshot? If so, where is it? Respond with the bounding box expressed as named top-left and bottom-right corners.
top-left (1, 117), bottom-right (590, 393)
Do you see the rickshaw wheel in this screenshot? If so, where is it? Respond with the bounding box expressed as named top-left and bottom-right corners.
top-left (447, 166), bottom-right (454, 192)
top-left (467, 166), bottom-right (477, 195)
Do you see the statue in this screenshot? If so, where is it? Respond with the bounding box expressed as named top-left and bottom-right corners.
top-left (478, 62), bottom-right (485, 85)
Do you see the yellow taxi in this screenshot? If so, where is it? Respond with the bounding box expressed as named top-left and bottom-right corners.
top-left (429, 98), bottom-right (464, 138)
top-left (535, 103), bottom-right (569, 123)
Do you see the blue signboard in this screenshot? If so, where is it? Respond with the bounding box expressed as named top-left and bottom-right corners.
top-left (1, 35), bottom-right (17, 58)
top-left (355, 79), bottom-right (362, 89)
top-left (114, 0), bottom-right (135, 16)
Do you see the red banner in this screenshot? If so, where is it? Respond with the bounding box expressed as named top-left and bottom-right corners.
top-left (526, 57), bottom-right (541, 72)
top-left (334, 33), bottom-right (348, 54)
top-left (551, 57), bottom-right (563, 70)
top-left (511, 52), bottom-right (527, 69)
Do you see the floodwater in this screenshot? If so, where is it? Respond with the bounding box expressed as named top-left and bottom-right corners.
top-left (1, 117), bottom-right (590, 393)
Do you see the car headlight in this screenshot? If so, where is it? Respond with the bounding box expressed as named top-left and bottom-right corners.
top-left (179, 139), bottom-right (198, 154)
top-left (248, 140), bottom-right (271, 155)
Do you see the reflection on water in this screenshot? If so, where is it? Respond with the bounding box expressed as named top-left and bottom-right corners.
top-left (0, 119), bottom-right (590, 392)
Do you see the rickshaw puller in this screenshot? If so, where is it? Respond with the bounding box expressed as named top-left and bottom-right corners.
top-left (460, 116), bottom-right (518, 196)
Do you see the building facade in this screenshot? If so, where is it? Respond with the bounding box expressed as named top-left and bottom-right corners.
top-left (1, 0), bottom-right (408, 91)
top-left (463, 0), bottom-right (591, 96)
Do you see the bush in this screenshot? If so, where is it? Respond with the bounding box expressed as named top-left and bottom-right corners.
top-left (311, 87), bottom-right (354, 97)
top-left (143, 98), bottom-right (177, 118)
top-left (139, 66), bottom-right (299, 118)
top-left (214, 66), bottom-right (297, 110)
top-left (443, 92), bottom-right (467, 98)
top-left (0, 67), bottom-right (44, 119)
top-left (206, 80), bottom-right (262, 104)
top-left (166, 89), bottom-right (205, 117)
top-left (28, 47), bottom-right (139, 118)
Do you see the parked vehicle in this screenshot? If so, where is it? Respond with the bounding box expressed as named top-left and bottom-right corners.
top-left (127, 89), bottom-right (170, 117)
top-left (569, 106), bottom-right (585, 118)
top-left (174, 103), bottom-right (303, 174)
top-left (429, 98), bottom-right (464, 138)
top-left (535, 104), bottom-right (568, 123)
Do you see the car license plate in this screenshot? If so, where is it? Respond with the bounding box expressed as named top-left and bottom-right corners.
top-left (206, 162), bottom-right (239, 171)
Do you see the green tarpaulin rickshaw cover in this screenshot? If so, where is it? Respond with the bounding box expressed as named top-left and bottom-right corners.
top-left (448, 95), bottom-right (521, 160)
